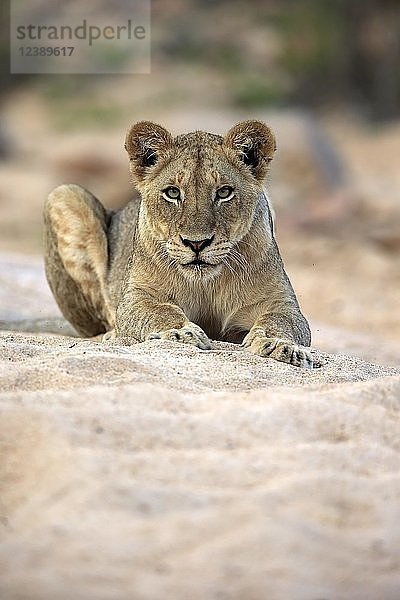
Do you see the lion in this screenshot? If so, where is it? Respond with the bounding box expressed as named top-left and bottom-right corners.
top-left (43, 120), bottom-right (315, 368)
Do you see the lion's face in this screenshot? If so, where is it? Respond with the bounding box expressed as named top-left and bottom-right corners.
top-left (125, 121), bottom-right (276, 278)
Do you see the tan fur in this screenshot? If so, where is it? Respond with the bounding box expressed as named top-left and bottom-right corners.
top-left (44, 120), bottom-right (313, 367)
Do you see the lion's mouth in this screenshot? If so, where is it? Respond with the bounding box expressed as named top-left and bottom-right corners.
top-left (183, 258), bottom-right (214, 268)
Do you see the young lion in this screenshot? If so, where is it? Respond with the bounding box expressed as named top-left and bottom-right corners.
top-left (44, 120), bottom-right (314, 368)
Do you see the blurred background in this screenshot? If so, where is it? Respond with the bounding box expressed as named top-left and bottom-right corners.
top-left (0, 0), bottom-right (399, 345)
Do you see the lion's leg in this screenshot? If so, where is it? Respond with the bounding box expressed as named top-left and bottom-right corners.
top-left (44, 184), bottom-right (115, 337)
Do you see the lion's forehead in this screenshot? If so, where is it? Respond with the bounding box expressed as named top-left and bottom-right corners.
top-left (165, 143), bottom-right (234, 189)
top-left (174, 131), bottom-right (223, 147)
top-left (173, 163), bottom-right (222, 188)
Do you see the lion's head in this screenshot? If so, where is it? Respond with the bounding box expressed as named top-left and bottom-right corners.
top-left (125, 120), bottom-right (276, 279)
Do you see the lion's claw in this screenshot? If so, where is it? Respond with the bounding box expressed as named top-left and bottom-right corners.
top-left (242, 329), bottom-right (314, 369)
top-left (147, 323), bottom-right (212, 350)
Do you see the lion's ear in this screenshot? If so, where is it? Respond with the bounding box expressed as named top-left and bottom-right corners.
top-left (125, 121), bottom-right (173, 181)
top-left (224, 120), bottom-right (276, 181)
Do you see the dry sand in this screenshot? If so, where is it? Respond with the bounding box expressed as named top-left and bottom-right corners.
top-left (1, 254), bottom-right (400, 600)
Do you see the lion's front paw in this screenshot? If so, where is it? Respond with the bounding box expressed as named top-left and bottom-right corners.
top-left (242, 329), bottom-right (314, 369)
top-left (147, 322), bottom-right (212, 350)
top-left (102, 328), bottom-right (116, 341)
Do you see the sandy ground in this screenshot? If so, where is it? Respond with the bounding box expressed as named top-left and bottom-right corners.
top-left (1, 254), bottom-right (400, 599)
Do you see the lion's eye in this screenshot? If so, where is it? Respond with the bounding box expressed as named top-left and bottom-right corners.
top-left (215, 186), bottom-right (234, 201)
top-left (163, 186), bottom-right (181, 202)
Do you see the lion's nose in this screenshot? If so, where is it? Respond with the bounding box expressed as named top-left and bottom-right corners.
top-left (180, 235), bottom-right (214, 254)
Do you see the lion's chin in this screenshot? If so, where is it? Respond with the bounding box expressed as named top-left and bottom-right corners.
top-left (179, 261), bottom-right (223, 280)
